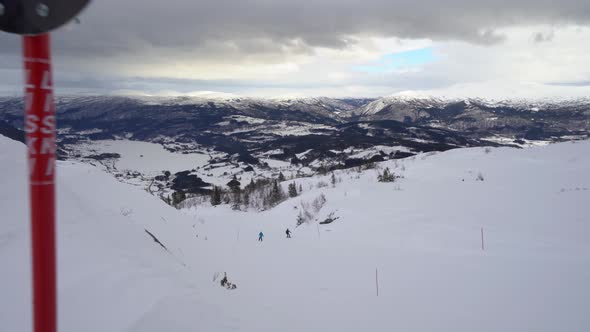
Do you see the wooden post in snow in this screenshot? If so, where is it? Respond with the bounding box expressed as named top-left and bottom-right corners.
top-left (481, 227), bottom-right (485, 251)
top-left (376, 268), bottom-right (379, 296)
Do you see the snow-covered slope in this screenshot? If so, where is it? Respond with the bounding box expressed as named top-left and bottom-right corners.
top-left (188, 141), bottom-right (590, 332)
top-left (2, 134), bottom-right (590, 332)
top-left (0, 136), bottom-right (234, 332)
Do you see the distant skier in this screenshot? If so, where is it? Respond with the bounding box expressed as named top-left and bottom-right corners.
top-left (258, 231), bottom-right (264, 242)
top-left (221, 273), bottom-right (228, 288)
top-left (286, 228), bottom-right (291, 238)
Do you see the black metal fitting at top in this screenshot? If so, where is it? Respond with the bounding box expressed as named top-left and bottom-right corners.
top-left (0, 0), bottom-right (90, 35)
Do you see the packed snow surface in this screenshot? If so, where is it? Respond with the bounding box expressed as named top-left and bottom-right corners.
top-left (1, 135), bottom-right (589, 332)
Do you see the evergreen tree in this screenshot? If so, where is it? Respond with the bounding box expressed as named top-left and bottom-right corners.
top-left (243, 191), bottom-right (250, 206)
top-left (210, 186), bottom-right (222, 206)
top-left (299, 184), bottom-right (303, 193)
top-left (227, 175), bottom-right (242, 209)
top-left (172, 191), bottom-right (186, 206)
top-left (278, 172), bottom-right (286, 182)
top-left (288, 182), bottom-right (298, 198)
top-left (331, 172), bottom-right (337, 187)
top-left (227, 175), bottom-right (241, 193)
top-left (231, 195), bottom-right (241, 210)
top-left (268, 180), bottom-right (285, 206)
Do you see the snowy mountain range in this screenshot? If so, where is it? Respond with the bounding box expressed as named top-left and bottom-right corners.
top-left (1, 94), bottom-right (588, 142)
top-left (0, 94), bottom-right (588, 188)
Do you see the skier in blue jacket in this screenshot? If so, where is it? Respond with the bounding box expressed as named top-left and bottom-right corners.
top-left (258, 232), bottom-right (264, 242)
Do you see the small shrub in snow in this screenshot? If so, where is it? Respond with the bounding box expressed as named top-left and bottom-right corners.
top-left (316, 181), bottom-right (329, 188)
top-left (312, 194), bottom-right (327, 212)
top-left (484, 147), bottom-right (492, 154)
top-left (120, 207), bottom-right (133, 217)
top-left (296, 194), bottom-right (327, 227)
top-left (296, 209), bottom-right (311, 227)
top-left (296, 203), bottom-right (314, 226)
top-left (378, 167), bottom-right (396, 183)
top-left (476, 172), bottom-right (485, 181)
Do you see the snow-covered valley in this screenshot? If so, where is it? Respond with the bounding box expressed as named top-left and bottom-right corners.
top-left (1, 133), bottom-right (589, 332)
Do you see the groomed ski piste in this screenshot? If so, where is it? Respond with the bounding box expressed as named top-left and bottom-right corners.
top-left (1, 134), bottom-right (589, 332)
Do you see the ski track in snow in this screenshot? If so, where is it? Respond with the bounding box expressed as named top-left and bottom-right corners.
top-left (1, 135), bottom-right (590, 332)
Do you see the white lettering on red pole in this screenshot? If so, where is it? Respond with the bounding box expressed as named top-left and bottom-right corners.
top-left (40, 115), bottom-right (55, 134)
top-left (43, 92), bottom-right (54, 115)
top-left (45, 157), bottom-right (55, 176)
top-left (40, 138), bottom-right (55, 154)
top-left (27, 137), bottom-right (38, 154)
top-left (24, 69), bottom-right (35, 90)
top-left (25, 114), bottom-right (39, 133)
top-left (41, 70), bottom-right (52, 90)
top-left (26, 66), bottom-right (55, 183)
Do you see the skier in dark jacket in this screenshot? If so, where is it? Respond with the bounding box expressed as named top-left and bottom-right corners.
top-left (258, 231), bottom-right (264, 241)
top-left (286, 228), bottom-right (291, 238)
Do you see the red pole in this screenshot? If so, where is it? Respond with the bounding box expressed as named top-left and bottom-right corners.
top-left (23, 34), bottom-right (57, 332)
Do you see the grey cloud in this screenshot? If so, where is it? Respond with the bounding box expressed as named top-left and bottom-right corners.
top-left (59, 68), bottom-right (455, 95)
top-left (1, 0), bottom-right (590, 58)
top-left (1, 0), bottom-right (590, 96)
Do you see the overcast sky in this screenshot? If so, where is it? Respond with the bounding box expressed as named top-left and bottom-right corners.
top-left (1, 0), bottom-right (590, 98)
